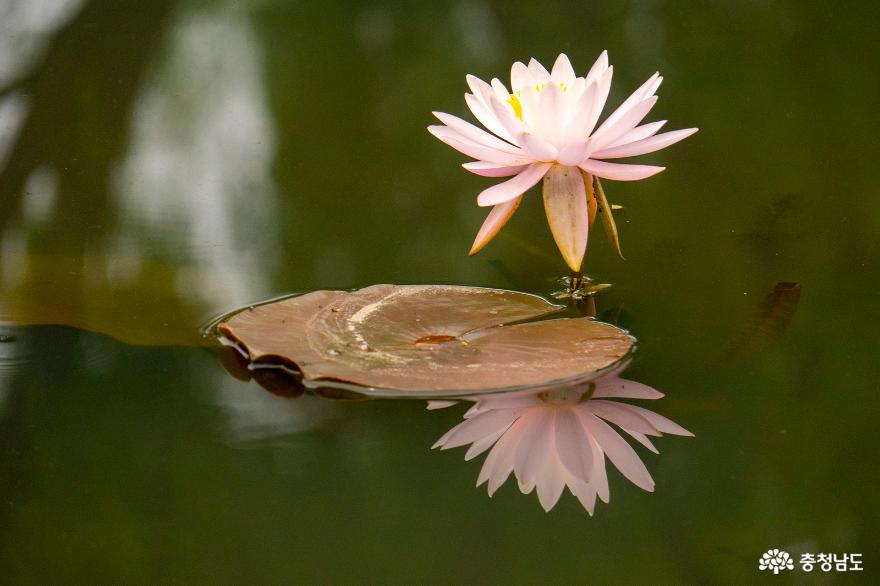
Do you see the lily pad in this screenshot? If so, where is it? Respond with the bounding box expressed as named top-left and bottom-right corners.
top-left (216, 285), bottom-right (633, 397)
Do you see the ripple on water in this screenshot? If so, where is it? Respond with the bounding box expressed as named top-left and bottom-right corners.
top-left (0, 328), bottom-right (33, 376)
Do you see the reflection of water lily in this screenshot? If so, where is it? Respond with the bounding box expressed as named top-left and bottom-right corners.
top-left (429, 52), bottom-right (697, 270)
top-left (431, 364), bottom-right (692, 514)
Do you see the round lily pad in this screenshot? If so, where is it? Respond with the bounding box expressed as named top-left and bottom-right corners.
top-left (216, 285), bottom-right (633, 397)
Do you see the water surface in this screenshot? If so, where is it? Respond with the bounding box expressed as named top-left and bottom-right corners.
top-left (0, 0), bottom-right (877, 582)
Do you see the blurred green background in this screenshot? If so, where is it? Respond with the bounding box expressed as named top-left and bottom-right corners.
top-left (0, 0), bottom-right (877, 583)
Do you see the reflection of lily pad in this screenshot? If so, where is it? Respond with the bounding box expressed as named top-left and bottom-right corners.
top-left (216, 285), bottom-right (633, 396)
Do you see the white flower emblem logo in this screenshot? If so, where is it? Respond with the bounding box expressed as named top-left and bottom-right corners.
top-left (759, 549), bottom-right (794, 574)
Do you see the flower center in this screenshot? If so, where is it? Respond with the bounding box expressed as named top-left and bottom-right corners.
top-left (507, 83), bottom-right (568, 121)
top-left (539, 382), bottom-right (595, 405)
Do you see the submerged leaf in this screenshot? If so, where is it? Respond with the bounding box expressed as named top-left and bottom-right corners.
top-left (593, 176), bottom-right (625, 260)
top-left (726, 282), bottom-right (802, 356)
top-left (217, 285), bottom-right (633, 396)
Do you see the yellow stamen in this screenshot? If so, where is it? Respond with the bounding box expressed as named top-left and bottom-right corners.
top-left (507, 94), bottom-right (523, 120)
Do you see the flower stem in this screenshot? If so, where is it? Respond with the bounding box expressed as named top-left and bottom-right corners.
top-left (570, 269), bottom-right (584, 291)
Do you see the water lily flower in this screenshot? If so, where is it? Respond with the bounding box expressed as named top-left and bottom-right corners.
top-left (430, 363), bottom-right (692, 514)
top-left (428, 51), bottom-right (697, 271)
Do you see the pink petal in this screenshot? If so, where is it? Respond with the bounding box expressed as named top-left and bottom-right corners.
top-left (568, 477), bottom-right (597, 515)
top-left (554, 407), bottom-right (594, 481)
top-left (469, 393), bottom-right (542, 414)
top-left (429, 126), bottom-right (530, 166)
top-left (477, 439), bottom-right (500, 486)
top-left (464, 92), bottom-right (517, 143)
top-left (584, 50), bottom-right (609, 85)
top-left (645, 75), bottom-right (663, 98)
top-left (566, 76), bottom-right (587, 102)
top-left (487, 94), bottom-right (527, 140)
top-left (587, 66), bottom-right (614, 135)
top-left (490, 77), bottom-right (510, 101)
top-left (467, 74), bottom-right (515, 125)
top-left (463, 161), bottom-right (528, 178)
top-left (608, 120), bottom-right (667, 148)
top-left (591, 95), bottom-right (658, 151)
top-left (426, 400), bottom-right (457, 410)
top-left (516, 84), bottom-right (541, 126)
top-left (536, 459), bottom-right (567, 512)
top-left (556, 140), bottom-right (590, 166)
top-left (618, 404), bottom-right (694, 437)
top-left (465, 73), bottom-right (491, 96)
top-left (579, 411), bottom-right (655, 492)
top-left (591, 73), bottom-right (660, 141)
top-left (437, 408), bottom-right (521, 450)
top-left (513, 409), bottom-right (554, 489)
top-left (550, 53), bottom-right (576, 85)
top-left (432, 111), bottom-right (521, 153)
top-left (432, 424), bottom-right (458, 449)
top-left (578, 160), bottom-right (665, 181)
top-left (465, 425), bottom-right (508, 461)
top-left (520, 133), bottom-right (558, 161)
top-left (517, 474), bottom-right (536, 495)
top-left (542, 164), bottom-right (589, 271)
top-left (476, 426), bottom-right (514, 492)
top-left (469, 196), bottom-right (521, 255)
top-left (590, 128), bottom-right (698, 159)
top-left (587, 400), bottom-right (661, 436)
top-left (588, 434), bottom-right (610, 503)
top-left (527, 57), bottom-right (551, 82)
top-left (477, 162), bottom-right (550, 206)
top-left (592, 377), bottom-right (664, 400)
top-left (537, 82), bottom-right (567, 146)
top-left (510, 61), bottom-right (534, 92)
top-left (563, 82), bottom-right (599, 143)
top-left (624, 429), bottom-right (659, 454)
top-left (483, 413), bottom-right (534, 495)
top-left (427, 122), bottom-right (519, 156)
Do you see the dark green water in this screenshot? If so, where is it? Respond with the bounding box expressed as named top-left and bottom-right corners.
top-left (0, 0), bottom-right (877, 583)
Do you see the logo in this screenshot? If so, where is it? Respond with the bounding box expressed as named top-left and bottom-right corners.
top-left (759, 549), bottom-right (794, 574)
